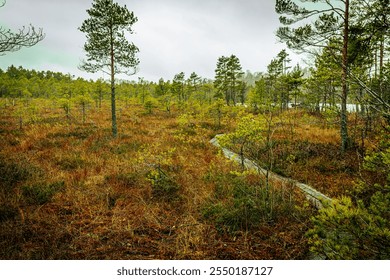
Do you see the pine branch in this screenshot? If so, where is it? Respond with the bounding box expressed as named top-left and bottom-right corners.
top-left (0, 25), bottom-right (45, 55)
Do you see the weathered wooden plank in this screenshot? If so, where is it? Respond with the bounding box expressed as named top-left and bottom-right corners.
top-left (210, 135), bottom-right (332, 208)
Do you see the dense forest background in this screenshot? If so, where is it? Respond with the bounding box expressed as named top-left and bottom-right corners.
top-left (0, 0), bottom-right (389, 259)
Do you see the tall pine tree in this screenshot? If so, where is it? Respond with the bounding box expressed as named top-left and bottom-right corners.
top-left (276, 0), bottom-right (351, 151)
top-left (79, 0), bottom-right (139, 137)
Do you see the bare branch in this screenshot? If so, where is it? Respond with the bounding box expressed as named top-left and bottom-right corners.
top-left (324, 0), bottom-right (344, 18)
top-left (325, 44), bottom-right (390, 116)
top-left (0, 1), bottom-right (45, 54)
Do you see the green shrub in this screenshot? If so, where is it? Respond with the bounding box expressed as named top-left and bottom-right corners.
top-left (143, 97), bottom-right (158, 114)
top-left (21, 181), bottom-right (65, 205)
top-left (203, 172), bottom-right (297, 233)
top-left (307, 129), bottom-right (390, 259)
top-left (0, 155), bottom-right (41, 192)
top-left (307, 196), bottom-right (390, 259)
top-left (177, 113), bottom-right (197, 135)
top-left (56, 154), bottom-right (85, 170)
top-left (147, 165), bottom-right (180, 201)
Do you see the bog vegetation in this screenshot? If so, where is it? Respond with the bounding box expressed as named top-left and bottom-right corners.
top-left (0, 0), bottom-right (389, 259)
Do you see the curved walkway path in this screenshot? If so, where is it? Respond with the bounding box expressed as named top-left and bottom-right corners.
top-left (210, 135), bottom-right (332, 209)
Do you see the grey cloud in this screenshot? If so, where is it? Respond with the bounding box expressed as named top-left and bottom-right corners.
top-left (0, 0), bottom-right (302, 81)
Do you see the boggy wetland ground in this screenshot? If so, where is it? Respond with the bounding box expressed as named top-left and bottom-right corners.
top-left (0, 99), bottom-right (382, 259)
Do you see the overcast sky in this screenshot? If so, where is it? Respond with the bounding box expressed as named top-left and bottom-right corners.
top-left (0, 0), bottom-right (303, 82)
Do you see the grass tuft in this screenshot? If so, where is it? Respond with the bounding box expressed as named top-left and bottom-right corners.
top-left (21, 181), bottom-right (65, 205)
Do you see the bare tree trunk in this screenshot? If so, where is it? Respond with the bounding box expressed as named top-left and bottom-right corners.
top-left (379, 36), bottom-right (385, 98)
top-left (110, 27), bottom-right (117, 138)
top-left (82, 102), bottom-right (86, 124)
top-left (99, 90), bottom-right (103, 109)
top-left (379, 37), bottom-right (384, 78)
top-left (341, 0), bottom-right (350, 152)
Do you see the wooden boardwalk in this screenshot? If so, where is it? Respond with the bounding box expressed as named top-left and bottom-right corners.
top-left (210, 135), bottom-right (333, 209)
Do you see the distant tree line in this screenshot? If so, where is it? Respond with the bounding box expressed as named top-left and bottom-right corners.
top-left (1, 0), bottom-right (389, 147)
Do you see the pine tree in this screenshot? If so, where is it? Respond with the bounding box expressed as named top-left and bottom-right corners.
top-left (349, 0), bottom-right (390, 119)
top-left (226, 55), bottom-right (244, 105)
top-left (214, 56), bottom-right (229, 103)
top-left (171, 72), bottom-right (185, 103)
top-left (187, 72), bottom-right (201, 98)
top-left (276, 0), bottom-right (351, 151)
top-left (307, 127), bottom-right (390, 259)
top-left (79, 0), bottom-right (139, 137)
top-left (287, 64), bottom-right (304, 107)
top-left (214, 55), bottom-right (244, 105)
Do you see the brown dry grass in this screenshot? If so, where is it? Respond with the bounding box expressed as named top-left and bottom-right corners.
top-left (244, 109), bottom-right (370, 198)
top-left (1, 100), bottom-right (356, 260)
